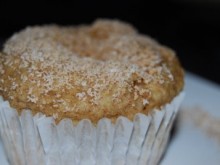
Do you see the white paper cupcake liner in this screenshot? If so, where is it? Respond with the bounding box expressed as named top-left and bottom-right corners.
top-left (0, 92), bottom-right (184, 165)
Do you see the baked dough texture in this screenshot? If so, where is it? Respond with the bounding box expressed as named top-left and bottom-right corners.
top-left (0, 19), bottom-right (184, 123)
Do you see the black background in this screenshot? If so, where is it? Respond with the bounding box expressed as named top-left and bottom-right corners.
top-left (0, 0), bottom-right (220, 85)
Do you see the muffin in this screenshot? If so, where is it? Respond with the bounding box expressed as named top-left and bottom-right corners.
top-left (0, 19), bottom-right (184, 165)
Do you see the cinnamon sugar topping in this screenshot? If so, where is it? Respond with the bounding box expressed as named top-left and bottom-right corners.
top-left (0, 19), bottom-right (184, 123)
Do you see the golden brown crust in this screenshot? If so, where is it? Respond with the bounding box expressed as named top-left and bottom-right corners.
top-left (0, 19), bottom-right (184, 123)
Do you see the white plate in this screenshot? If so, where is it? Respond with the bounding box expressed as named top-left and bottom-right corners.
top-left (161, 72), bottom-right (220, 165)
top-left (1, 72), bottom-right (220, 165)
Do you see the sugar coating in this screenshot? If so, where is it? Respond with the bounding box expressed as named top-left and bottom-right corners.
top-left (0, 19), bottom-right (184, 123)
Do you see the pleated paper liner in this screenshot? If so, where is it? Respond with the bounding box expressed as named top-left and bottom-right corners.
top-left (0, 92), bottom-right (184, 165)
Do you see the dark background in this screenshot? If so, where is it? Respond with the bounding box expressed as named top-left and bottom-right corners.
top-left (0, 0), bottom-right (220, 85)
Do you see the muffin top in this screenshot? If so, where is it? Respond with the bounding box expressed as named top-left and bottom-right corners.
top-left (0, 19), bottom-right (184, 123)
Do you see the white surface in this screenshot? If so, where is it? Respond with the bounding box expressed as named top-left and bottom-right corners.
top-left (0, 72), bottom-right (220, 165)
top-left (161, 72), bottom-right (220, 165)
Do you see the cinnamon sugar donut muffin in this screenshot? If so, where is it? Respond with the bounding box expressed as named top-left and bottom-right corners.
top-left (0, 19), bottom-right (184, 165)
